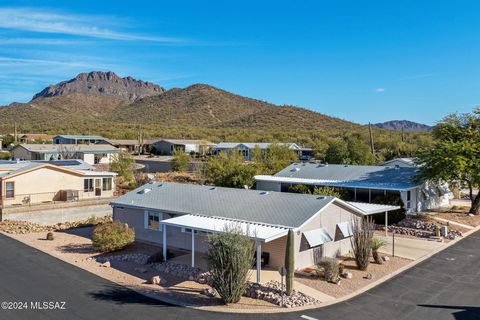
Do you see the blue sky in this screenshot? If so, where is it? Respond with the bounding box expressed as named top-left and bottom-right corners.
top-left (0, 1), bottom-right (478, 125)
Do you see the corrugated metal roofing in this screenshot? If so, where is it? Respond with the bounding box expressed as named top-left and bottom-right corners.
top-left (160, 214), bottom-right (289, 242)
top-left (303, 228), bottom-right (333, 247)
top-left (214, 142), bottom-right (299, 150)
top-left (16, 144), bottom-right (119, 153)
top-left (111, 182), bottom-right (335, 229)
top-left (270, 163), bottom-right (420, 189)
top-left (54, 135), bottom-right (106, 140)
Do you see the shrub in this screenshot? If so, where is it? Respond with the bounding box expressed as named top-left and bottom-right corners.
top-left (316, 257), bottom-right (340, 282)
top-left (287, 184), bottom-right (311, 194)
top-left (46, 232), bottom-right (54, 241)
top-left (172, 148), bottom-right (191, 172)
top-left (92, 221), bottom-right (135, 253)
top-left (350, 217), bottom-right (374, 271)
top-left (206, 225), bottom-right (255, 304)
top-left (371, 237), bottom-right (386, 264)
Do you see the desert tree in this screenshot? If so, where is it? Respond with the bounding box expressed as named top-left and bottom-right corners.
top-left (350, 216), bottom-right (375, 270)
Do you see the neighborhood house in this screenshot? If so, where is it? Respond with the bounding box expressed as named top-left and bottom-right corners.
top-left (152, 139), bottom-right (214, 155)
top-left (53, 135), bottom-right (108, 145)
top-left (0, 160), bottom-right (116, 209)
top-left (12, 144), bottom-right (120, 165)
top-left (212, 142), bottom-right (312, 160)
top-left (255, 162), bottom-right (452, 213)
top-left (111, 182), bottom-right (398, 282)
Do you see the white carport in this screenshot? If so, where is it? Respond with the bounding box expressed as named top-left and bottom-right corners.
top-left (344, 201), bottom-right (401, 236)
top-left (160, 214), bottom-right (289, 283)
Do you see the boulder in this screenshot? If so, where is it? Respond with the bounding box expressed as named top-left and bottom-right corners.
top-left (382, 256), bottom-right (390, 262)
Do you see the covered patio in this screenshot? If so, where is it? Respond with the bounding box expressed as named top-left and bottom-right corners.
top-left (160, 214), bottom-right (289, 283)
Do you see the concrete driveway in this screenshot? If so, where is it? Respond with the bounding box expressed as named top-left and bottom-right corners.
top-left (379, 236), bottom-right (447, 260)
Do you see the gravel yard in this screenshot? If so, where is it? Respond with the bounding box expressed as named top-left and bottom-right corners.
top-left (296, 256), bottom-right (411, 298)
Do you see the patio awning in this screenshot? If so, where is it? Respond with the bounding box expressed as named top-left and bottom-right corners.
top-left (160, 214), bottom-right (289, 243)
top-left (344, 201), bottom-right (400, 215)
top-left (303, 228), bottom-right (333, 247)
top-left (337, 221), bottom-right (353, 238)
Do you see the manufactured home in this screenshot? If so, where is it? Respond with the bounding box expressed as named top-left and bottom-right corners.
top-left (255, 163), bottom-right (452, 213)
top-left (111, 182), bottom-right (398, 282)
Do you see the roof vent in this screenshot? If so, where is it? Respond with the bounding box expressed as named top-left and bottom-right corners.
top-left (138, 188), bottom-right (152, 194)
top-left (317, 196), bottom-right (326, 200)
top-left (210, 187), bottom-right (217, 190)
top-left (158, 183), bottom-right (165, 187)
top-left (260, 191), bottom-right (269, 195)
top-left (291, 167), bottom-right (301, 172)
top-left (344, 164), bottom-right (349, 167)
top-left (395, 165), bottom-right (400, 169)
top-left (243, 185), bottom-right (249, 190)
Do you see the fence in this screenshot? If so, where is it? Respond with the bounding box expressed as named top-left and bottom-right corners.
top-left (0, 190), bottom-right (103, 208)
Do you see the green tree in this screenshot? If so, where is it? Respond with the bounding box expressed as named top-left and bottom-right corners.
top-left (206, 226), bottom-right (255, 304)
top-left (288, 184), bottom-right (311, 194)
top-left (111, 151), bottom-right (136, 184)
top-left (205, 152), bottom-right (257, 188)
top-left (418, 108), bottom-right (480, 214)
top-left (252, 143), bottom-right (298, 174)
top-left (171, 148), bottom-right (191, 172)
top-left (312, 186), bottom-right (348, 199)
top-left (325, 135), bottom-right (376, 165)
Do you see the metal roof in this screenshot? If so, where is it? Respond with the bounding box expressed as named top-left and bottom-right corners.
top-left (160, 214), bottom-right (289, 243)
top-left (0, 161), bottom-right (113, 178)
top-left (214, 142), bottom-right (300, 150)
top-left (262, 162), bottom-right (421, 190)
top-left (303, 228), bottom-right (333, 247)
top-left (381, 158), bottom-right (417, 167)
top-left (111, 182), bottom-right (336, 229)
top-left (336, 221), bottom-right (353, 238)
top-left (15, 144), bottom-right (119, 153)
top-left (158, 139), bottom-right (214, 146)
top-left (53, 135), bottom-right (106, 140)
top-left (344, 201), bottom-right (401, 214)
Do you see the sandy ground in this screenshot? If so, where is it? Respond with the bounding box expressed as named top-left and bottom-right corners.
top-left (430, 211), bottom-right (480, 228)
top-left (296, 256), bottom-right (411, 298)
top-left (6, 227), bottom-right (279, 311)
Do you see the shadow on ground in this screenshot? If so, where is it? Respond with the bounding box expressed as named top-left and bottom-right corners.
top-left (89, 285), bottom-right (171, 306)
top-left (418, 304), bottom-right (480, 320)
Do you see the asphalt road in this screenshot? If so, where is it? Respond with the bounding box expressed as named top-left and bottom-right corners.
top-left (0, 231), bottom-right (479, 320)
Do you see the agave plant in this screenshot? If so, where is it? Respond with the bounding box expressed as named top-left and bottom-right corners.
top-left (371, 237), bottom-right (386, 264)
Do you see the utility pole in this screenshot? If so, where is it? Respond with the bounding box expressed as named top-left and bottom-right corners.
top-left (368, 122), bottom-right (375, 155)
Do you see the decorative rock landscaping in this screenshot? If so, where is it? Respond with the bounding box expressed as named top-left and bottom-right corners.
top-left (244, 281), bottom-right (318, 308)
top-left (377, 218), bottom-right (463, 240)
top-left (0, 217), bottom-right (112, 234)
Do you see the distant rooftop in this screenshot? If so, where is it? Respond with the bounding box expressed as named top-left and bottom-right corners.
top-left (214, 142), bottom-right (300, 150)
top-left (53, 135), bottom-right (106, 140)
top-left (160, 139), bottom-right (214, 145)
top-left (16, 144), bottom-right (119, 153)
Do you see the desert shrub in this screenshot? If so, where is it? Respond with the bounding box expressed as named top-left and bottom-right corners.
top-left (92, 221), bottom-right (135, 253)
top-left (313, 186), bottom-right (350, 200)
top-left (316, 257), bottom-right (340, 282)
top-left (288, 184), bottom-right (311, 194)
top-left (206, 225), bottom-right (255, 304)
top-left (371, 237), bottom-right (386, 264)
top-left (46, 232), bottom-right (54, 241)
top-left (350, 217), bottom-right (375, 271)
top-left (371, 194), bottom-right (406, 225)
top-left (172, 148), bottom-right (191, 172)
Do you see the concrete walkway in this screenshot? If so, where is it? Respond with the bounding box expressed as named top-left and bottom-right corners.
top-left (378, 235), bottom-right (446, 260)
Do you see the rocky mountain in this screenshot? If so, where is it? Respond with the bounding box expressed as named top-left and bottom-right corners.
top-left (373, 120), bottom-right (432, 131)
top-left (31, 71), bottom-right (165, 102)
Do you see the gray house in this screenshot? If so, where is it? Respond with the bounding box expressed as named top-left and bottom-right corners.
top-left (111, 182), bottom-right (398, 282)
top-left (255, 163), bottom-right (452, 213)
top-left (152, 139), bottom-right (214, 155)
top-left (53, 135), bottom-right (108, 145)
top-left (212, 142), bottom-right (311, 161)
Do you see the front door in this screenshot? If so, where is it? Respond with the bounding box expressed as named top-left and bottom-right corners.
top-left (95, 179), bottom-right (102, 197)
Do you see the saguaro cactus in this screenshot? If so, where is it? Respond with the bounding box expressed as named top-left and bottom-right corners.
top-left (285, 229), bottom-right (295, 295)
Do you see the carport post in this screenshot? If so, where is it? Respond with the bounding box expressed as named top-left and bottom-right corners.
top-left (256, 241), bottom-right (261, 283)
top-left (191, 229), bottom-right (195, 268)
top-left (162, 224), bottom-right (167, 262)
top-left (368, 189), bottom-right (372, 203)
top-left (385, 211), bottom-right (388, 237)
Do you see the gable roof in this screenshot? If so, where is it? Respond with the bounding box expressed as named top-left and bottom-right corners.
top-left (260, 162), bottom-right (421, 190)
top-left (214, 142), bottom-right (300, 150)
top-left (381, 158), bottom-right (417, 167)
top-left (14, 144), bottom-right (119, 154)
top-left (158, 139), bottom-right (214, 146)
top-left (0, 162), bottom-right (116, 179)
top-left (53, 135), bottom-right (106, 140)
top-left (111, 182), bottom-right (335, 229)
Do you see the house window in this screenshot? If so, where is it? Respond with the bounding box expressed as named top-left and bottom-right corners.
top-left (102, 178), bottom-right (112, 191)
top-left (84, 179), bottom-right (94, 192)
top-left (147, 212), bottom-right (160, 230)
top-left (5, 182), bottom-right (14, 198)
top-left (406, 190), bottom-right (411, 209)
